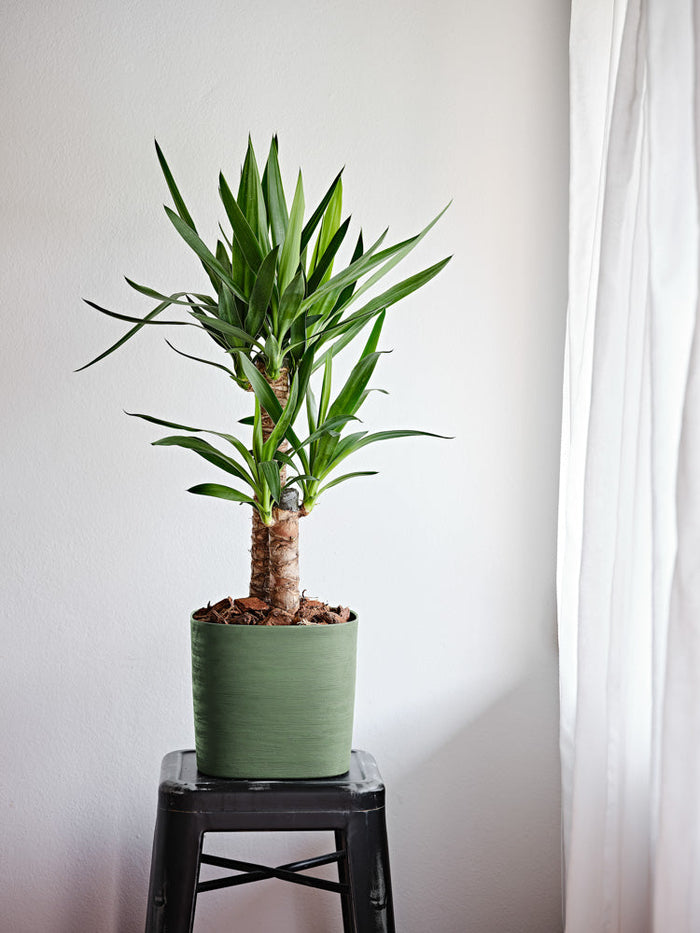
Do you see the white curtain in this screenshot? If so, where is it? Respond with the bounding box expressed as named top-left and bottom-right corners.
top-left (559, 1), bottom-right (700, 930)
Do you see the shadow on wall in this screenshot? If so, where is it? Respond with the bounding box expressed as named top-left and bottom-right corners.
top-left (388, 660), bottom-right (563, 933)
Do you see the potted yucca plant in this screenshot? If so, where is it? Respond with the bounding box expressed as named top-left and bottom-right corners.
top-left (80, 136), bottom-right (450, 778)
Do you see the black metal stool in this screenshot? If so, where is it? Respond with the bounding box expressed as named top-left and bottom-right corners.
top-left (145, 749), bottom-right (395, 932)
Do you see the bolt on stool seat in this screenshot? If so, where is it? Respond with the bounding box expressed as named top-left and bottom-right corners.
top-left (145, 749), bottom-right (395, 932)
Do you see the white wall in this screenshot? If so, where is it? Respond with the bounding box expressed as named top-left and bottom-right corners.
top-left (0, 1), bottom-right (568, 931)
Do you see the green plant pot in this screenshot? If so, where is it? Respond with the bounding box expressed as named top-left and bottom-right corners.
top-left (191, 614), bottom-right (358, 779)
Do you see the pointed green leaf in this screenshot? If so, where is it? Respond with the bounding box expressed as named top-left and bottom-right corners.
top-left (278, 170), bottom-right (305, 293)
top-left (125, 411), bottom-right (257, 472)
top-left (153, 435), bottom-right (255, 486)
top-left (253, 398), bottom-right (264, 460)
top-left (164, 340), bottom-right (236, 378)
top-left (328, 351), bottom-right (385, 420)
top-left (123, 280), bottom-right (216, 309)
top-left (262, 135), bottom-right (288, 247)
top-left (300, 168), bottom-right (343, 254)
top-left (263, 373), bottom-right (300, 458)
top-left (299, 228), bottom-right (389, 312)
top-left (309, 178), bottom-right (343, 281)
top-left (331, 230), bottom-right (364, 314)
top-left (155, 140), bottom-right (197, 231)
top-left (236, 353), bottom-right (309, 473)
top-left (218, 172), bottom-right (265, 273)
top-left (188, 483), bottom-right (255, 505)
top-left (164, 206), bottom-right (247, 301)
top-left (307, 216), bottom-right (350, 294)
top-left (219, 282), bottom-right (243, 328)
top-left (306, 385), bottom-right (318, 434)
top-left (238, 138), bottom-right (269, 251)
top-left (276, 270), bottom-right (305, 340)
top-left (215, 240), bottom-right (232, 275)
top-left (318, 354), bottom-right (333, 425)
top-left (190, 313), bottom-right (262, 348)
top-left (335, 256), bottom-right (452, 328)
top-left (318, 471), bottom-right (378, 494)
top-left (322, 428), bottom-right (452, 478)
top-left (260, 460), bottom-right (281, 503)
top-left (82, 298), bottom-right (188, 328)
top-left (246, 245), bottom-right (279, 337)
top-left (76, 296), bottom-right (186, 371)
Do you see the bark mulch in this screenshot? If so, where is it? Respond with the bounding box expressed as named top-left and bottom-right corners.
top-left (193, 595), bottom-right (352, 627)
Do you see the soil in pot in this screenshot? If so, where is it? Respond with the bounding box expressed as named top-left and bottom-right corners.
top-left (193, 594), bottom-right (352, 627)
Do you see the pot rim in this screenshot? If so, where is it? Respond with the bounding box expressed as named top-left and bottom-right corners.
top-left (190, 610), bottom-right (358, 627)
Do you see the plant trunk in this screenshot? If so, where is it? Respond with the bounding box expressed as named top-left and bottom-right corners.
top-left (249, 510), bottom-right (271, 601)
top-left (269, 488), bottom-right (300, 614)
top-left (249, 367), bottom-right (290, 601)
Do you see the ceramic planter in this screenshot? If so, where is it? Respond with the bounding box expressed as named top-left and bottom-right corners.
top-left (191, 614), bottom-right (358, 779)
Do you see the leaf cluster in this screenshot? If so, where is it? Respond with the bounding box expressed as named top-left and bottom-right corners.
top-left (80, 137), bottom-right (451, 521)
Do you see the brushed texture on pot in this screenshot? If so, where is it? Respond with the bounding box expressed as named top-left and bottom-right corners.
top-left (191, 615), bottom-right (358, 779)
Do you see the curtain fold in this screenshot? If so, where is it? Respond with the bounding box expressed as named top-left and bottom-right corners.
top-left (559, 1), bottom-right (700, 930)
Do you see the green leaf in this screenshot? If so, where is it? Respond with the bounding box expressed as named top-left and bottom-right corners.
top-left (361, 309), bottom-right (385, 357)
top-left (328, 351), bottom-right (385, 421)
top-left (318, 471), bottom-right (378, 494)
top-left (155, 140), bottom-right (197, 231)
top-left (188, 483), bottom-right (255, 505)
top-left (350, 204), bottom-right (451, 306)
top-left (153, 435), bottom-right (255, 486)
top-left (306, 256), bottom-right (451, 361)
top-left (289, 303), bottom-right (307, 363)
top-left (331, 230), bottom-right (364, 314)
top-left (274, 450), bottom-right (298, 470)
top-left (215, 240), bottom-right (232, 275)
top-left (253, 398), bottom-right (264, 460)
top-left (308, 178), bottom-right (343, 283)
top-left (123, 280), bottom-right (216, 309)
top-left (300, 168), bottom-right (343, 254)
top-left (262, 136), bottom-right (288, 247)
top-left (323, 428), bottom-right (452, 477)
top-left (191, 313), bottom-right (263, 348)
top-left (246, 245), bottom-right (279, 337)
top-left (263, 373), bottom-right (300, 458)
top-left (236, 352), bottom-right (283, 420)
top-left (81, 298), bottom-right (188, 328)
top-left (334, 256), bottom-right (452, 329)
top-left (124, 411), bottom-right (257, 473)
top-left (298, 415), bottom-right (359, 449)
top-left (276, 270), bottom-right (305, 340)
top-left (76, 297), bottom-right (185, 371)
top-left (285, 473), bottom-right (320, 488)
top-left (164, 340), bottom-right (236, 378)
top-left (307, 216), bottom-right (350, 294)
top-left (278, 170), bottom-right (305, 294)
top-left (260, 460), bottom-right (281, 503)
top-left (164, 206), bottom-right (247, 301)
top-left (238, 137), bottom-right (269, 251)
top-left (219, 282), bottom-right (243, 328)
top-left (318, 354), bottom-right (333, 425)
top-left (218, 172), bottom-right (265, 273)
top-left (299, 228), bottom-right (389, 312)
top-left (306, 385), bottom-right (318, 434)
top-left (236, 353), bottom-right (309, 474)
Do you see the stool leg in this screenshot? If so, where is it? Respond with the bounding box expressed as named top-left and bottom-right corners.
top-left (145, 808), bottom-right (203, 933)
top-left (343, 810), bottom-right (396, 933)
top-left (335, 829), bottom-right (354, 933)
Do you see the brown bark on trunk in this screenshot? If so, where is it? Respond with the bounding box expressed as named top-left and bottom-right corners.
top-left (269, 489), bottom-right (300, 614)
top-left (249, 509), bottom-right (271, 601)
top-left (249, 367), bottom-right (290, 600)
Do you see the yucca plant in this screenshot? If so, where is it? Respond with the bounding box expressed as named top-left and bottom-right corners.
top-left (80, 136), bottom-right (450, 617)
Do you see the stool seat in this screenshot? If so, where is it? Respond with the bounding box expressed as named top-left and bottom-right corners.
top-left (145, 749), bottom-right (395, 932)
